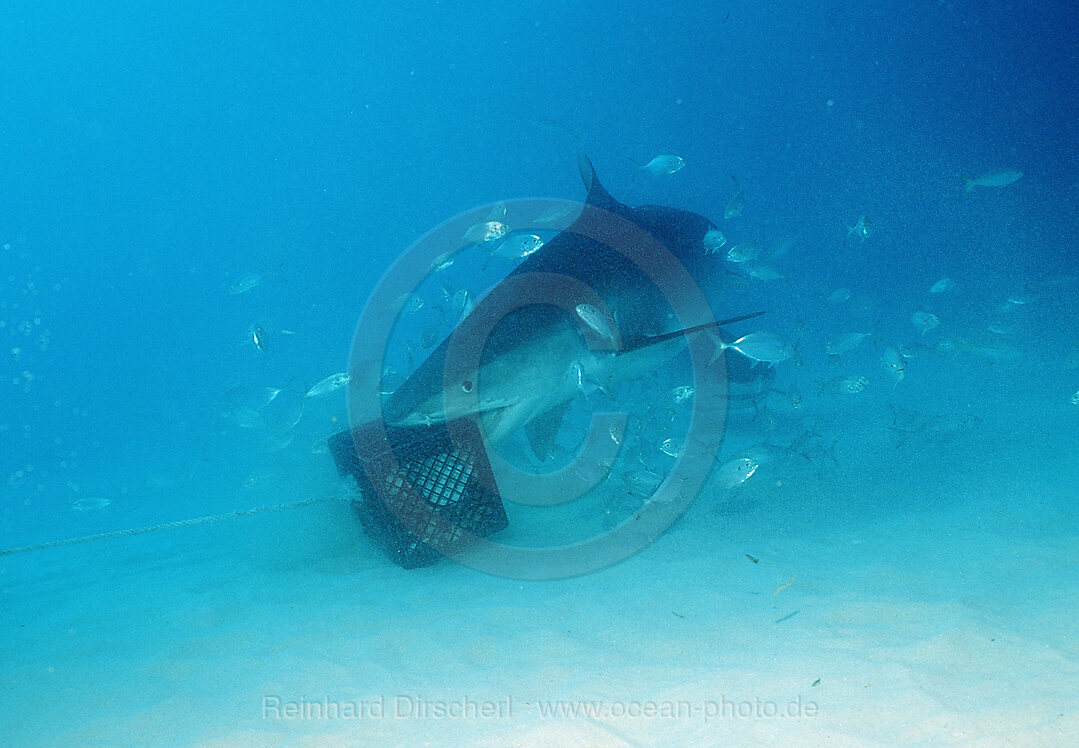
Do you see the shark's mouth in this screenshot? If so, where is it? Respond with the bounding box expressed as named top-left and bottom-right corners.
top-left (329, 417), bottom-right (508, 568)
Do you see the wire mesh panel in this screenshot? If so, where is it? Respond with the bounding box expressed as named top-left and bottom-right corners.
top-left (329, 418), bottom-right (508, 568)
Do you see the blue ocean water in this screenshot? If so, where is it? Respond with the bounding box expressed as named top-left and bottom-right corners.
top-left (2, 1), bottom-right (1077, 744)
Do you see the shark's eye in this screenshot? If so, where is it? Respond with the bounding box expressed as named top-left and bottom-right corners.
top-left (461, 380), bottom-right (474, 393)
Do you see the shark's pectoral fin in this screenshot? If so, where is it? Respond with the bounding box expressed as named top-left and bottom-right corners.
top-left (523, 401), bottom-right (571, 461)
top-left (619, 311), bottom-right (767, 354)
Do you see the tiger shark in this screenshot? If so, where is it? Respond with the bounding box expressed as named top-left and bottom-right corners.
top-left (380, 155), bottom-right (761, 459)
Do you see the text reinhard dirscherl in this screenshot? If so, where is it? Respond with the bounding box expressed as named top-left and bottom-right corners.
top-left (261, 695), bottom-right (819, 723)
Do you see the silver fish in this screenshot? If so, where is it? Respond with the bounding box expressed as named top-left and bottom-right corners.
top-left (892, 412), bottom-right (981, 449)
top-left (419, 324), bottom-right (443, 349)
top-left (623, 469), bottom-right (664, 497)
top-left (379, 367), bottom-right (405, 396)
top-left (954, 340), bottom-right (1021, 360)
top-left (715, 457), bottom-right (758, 489)
top-left (72, 497), bottom-right (113, 511)
top-left (911, 311), bottom-right (940, 336)
top-left (575, 303), bottom-right (617, 344)
top-left (724, 177), bottom-right (745, 220)
top-left (428, 249), bottom-right (456, 273)
top-left (305, 372), bottom-right (351, 398)
top-left (568, 357), bottom-right (607, 399)
top-left (242, 470), bottom-right (272, 490)
top-left (492, 233), bottom-right (544, 262)
top-left (962, 169), bottom-right (1022, 192)
top-left (726, 241), bottom-right (764, 264)
top-left (215, 385), bottom-right (282, 428)
top-left (1071, 390), bottom-right (1079, 406)
top-left (463, 220), bottom-right (510, 245)
top-left (669, 385), bottom-right (694, 404)
top-left (451, 288), bottom-right (473, 321)
top-left (248, 324), bottom-right (268, 353)
top-left (230, 406), bottom-right (265, 430)
top-left (929, 278), bottom-right (956, 294)
top-left (826, 332), bottom-right (872, 357)
top-left (265, 430), bottom-right (295, 452)
top-left (229, 386), bottom-right (282, 408)
top-left (260, 387), bottom-right (283, 405)
top-left (787, 378), bottom-right (803, 409)
top-left (569, 360), bottom-right (586, 392)
top-left (845, 215), bottom-right (871, 246)
top-left (658, 438), bottom-right (680, 458)
top-left (1006, 292), bottom-right (1038, 306)
top-left (229, 272), bottom-right (264, 295)
top-left (533, 203), bottom-right (577, 225)
top-left (827, 288), bottom-right (852, 304)
top-left (820, 375), bottom-right (869, 394)
top-left (569, 359), bottom-right (608, 398)
top-left (702, 229), bottom-right (727, 254)
top-left (724, 332), bottom-right (794, 363)
top-left (787, 431), bottom-right (838, 464)
top-left (882, 346), bottom-right (906, 384)
top-left (935, 338), bottom-right (957, 355)
top-left (745, 263), bottom-right (784, 281)
top-left (641, 154), bottom-right (686, 175)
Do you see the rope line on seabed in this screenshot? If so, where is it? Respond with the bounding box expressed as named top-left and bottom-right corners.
top-left (0, 496), bottom-right (350, 557)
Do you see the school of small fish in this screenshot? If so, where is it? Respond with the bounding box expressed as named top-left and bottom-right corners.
top-left (206, 151), bottom-right (1069, 536)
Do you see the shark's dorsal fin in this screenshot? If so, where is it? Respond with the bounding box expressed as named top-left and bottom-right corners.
top-left (578, 154), bottom-right (620, 211)
top-left (619, 311), bottom-right (767, 354)
top-left (524, 401), bottom-right (570, 461)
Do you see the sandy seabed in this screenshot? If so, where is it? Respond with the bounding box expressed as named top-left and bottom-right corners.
top-left (3, 393), bottom-right (1078, 748)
